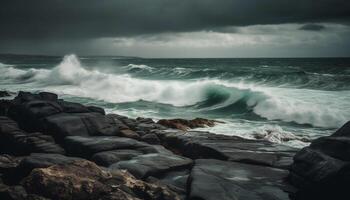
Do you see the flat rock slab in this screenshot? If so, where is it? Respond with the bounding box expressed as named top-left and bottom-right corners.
top-left (189, 159), bottom-right (294, 200)
top-left (0, 116), bottom-right (65, 155)
top-left (110, 153), bottom-right (193, 179)
top-left (154, 130), bottom-right (298, 169)
top-left (64, 136), bottom-right (149, 158)
top-left (91, 145), bottom-right (174, 167)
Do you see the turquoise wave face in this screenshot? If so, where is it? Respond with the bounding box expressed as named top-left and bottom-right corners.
top-left (1, 54), bottom-right (350, 148)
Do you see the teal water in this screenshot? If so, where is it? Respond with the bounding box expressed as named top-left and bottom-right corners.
top-left (1, 54), bottom-right (350, 147)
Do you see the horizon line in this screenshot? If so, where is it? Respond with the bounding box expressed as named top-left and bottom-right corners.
top-left (0, 53), bottom-right (350, 59)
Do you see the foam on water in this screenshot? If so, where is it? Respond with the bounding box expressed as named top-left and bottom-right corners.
top-left (1, 55), bottom-right (349, 131)
top-left (126, 64), bottom-right (154, 71)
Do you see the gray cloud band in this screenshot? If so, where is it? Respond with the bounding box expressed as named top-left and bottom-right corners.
top-left (0, 0), bottom-right (349, 39)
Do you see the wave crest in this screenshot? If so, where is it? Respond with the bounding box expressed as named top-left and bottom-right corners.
top-left (126, 64), bottom-right (154, 71)
top-left (1, 55), bottom-right (349, 129)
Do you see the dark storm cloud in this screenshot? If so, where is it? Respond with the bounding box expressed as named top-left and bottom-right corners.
top-left (1, 0), bottom-right (350, 40)
top-left (299, 24), bottom-right (326, 31)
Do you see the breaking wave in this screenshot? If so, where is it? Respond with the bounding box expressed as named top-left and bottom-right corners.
top-left (0, 55), bottom-right (349, 129)
top-left (126, 64), bottom-right (154, 71)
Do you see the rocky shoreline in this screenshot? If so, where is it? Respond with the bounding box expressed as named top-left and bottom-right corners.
top-left (0, 91), bottom-right (349, 200)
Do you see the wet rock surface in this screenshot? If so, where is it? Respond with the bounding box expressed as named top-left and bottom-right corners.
top-left (153, 130), bottom-right (297, 169)
top-left (189, 159), bottom-right (294, 200)
top-left (23, 160), bottom-right (181, 200)
top-left (288, 121), bottom-right (350, 200)
top-left (157, 118), bottom-right (220, 131)
top-left (0, 91), bottom-right (348, 199)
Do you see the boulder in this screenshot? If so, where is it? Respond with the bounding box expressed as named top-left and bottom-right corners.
top-left (42, 112), bottom-right (119, 140)
top-left (0, 117), bottom-right (65, 155)
top-left (189, 159), bottom-right (293, 200)
top-left (0, 155), bottom-right (20, 174)
top-left (6, 92), bottom-right (111, 140)
top-left (18, 153), bottom-right (83, 172)
top-left (87, 106), bottom-right (105, 115)
top-left (136, 123), bottom-right (165, 132)
top-left (64, 136), bottom-right (149, 158)
top-left (119, 129), bottom-right (140, 139)
top-left (157, 118), bottom-right (219, 131)
top-left (0, 100), bottom-right (12, 116)
top-left (91, 149), bottom-right (143, 167)
top-left (91, 144), bottom-right (175, 168)
top-left (12, 153), bottom-right (83, 184)
top-left (0, 184), bottom-right (28, 200)
top-left (147, 169), bottom-right (190, 199)
top-left (332, 121), bottom-right (350, 137)
top-left (23, 160), bottom-right (181, 200)
top-left (110, 153), bottom-right (193, 179)
top-left (0, 91), bottom-right (12, 98)
top-left (141, 133), bottom-right (161, 144)
top-left (136, 117), bottom-right (155, 124)
top-left (288, 121), bottom-right (350, 199)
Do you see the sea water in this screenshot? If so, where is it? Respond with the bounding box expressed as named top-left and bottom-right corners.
top-left (1, 54), bottom-right (349, 148)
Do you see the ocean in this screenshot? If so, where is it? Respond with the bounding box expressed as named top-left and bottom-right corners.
top-left (1, 54), bottom-right (350, 148)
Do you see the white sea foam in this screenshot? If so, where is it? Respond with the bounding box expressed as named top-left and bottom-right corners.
top-left (252, 125), bottom-right (310, 144)
top-left (1, 55), bottom-right (349, 129)
top-left (126, 64), bottom-right (154, 71)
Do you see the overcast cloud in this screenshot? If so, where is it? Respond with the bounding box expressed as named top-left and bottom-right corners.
top-left (0, 0), bottom-right (349, 57)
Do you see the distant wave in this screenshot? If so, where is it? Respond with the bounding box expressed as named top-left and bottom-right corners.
top-left (0, 62), bottom-right (13, 67)
top-left (0, 55), bottom-right (349, 128)
top-left (126, 64), bottom-right (154, 71)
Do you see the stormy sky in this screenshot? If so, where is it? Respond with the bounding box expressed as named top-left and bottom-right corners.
top-left (1, 0), bottom-right (350, 57)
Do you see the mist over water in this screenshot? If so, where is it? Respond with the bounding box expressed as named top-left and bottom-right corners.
top-left (1, 54), bottom-right (350, 148)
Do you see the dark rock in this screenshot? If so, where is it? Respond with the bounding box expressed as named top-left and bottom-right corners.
top-left (137, 145), bottom-right (174, 155)
top-left (19, 153), bottom-right (83, 172)
top-left (0, 184), bottom-right (28, 200)
top-left (23, 160), bottom-right (120, 200)
top-left (309, 136), bottom-right (350, 161)
top-left (157, 118), bottom-right (220, 131)
top-left (64, 136), bottom-right (149, 158)
top-left (120, 118), bottom-right (138, 130)
top-left (57, 100), bottom-right (90, 113)
top-left (119, 129), bottom-right (140, 139)
top-left (332, 121), bottom-right (350, 137)
top-left (106, 114), bottom-right (130, 130)
top-left (189, 159), bottom-right (293, 200)
top-left (289, 148), bottom-right (345, 188)
top-left (91, 144), bottom-right (176, 168)
top-left (0, 155), bottom-right (22, 185)
top-left (110, 153), bottom-right (193, 179)
top-left (0, 117), bottom-right (65, 155)
top-left (6, 92), bottom-right (113, 141)
top-left (154, 130), bottom-right (297, 169)
top-left (0, 100), bottom-right (12, 116)
top-left (91, 149), bottom-right (143, 167)
top-left (12, 153), bottom-right (83, 183)
top-left (42, 112), bottom-right (119, 141)
top-left (136, 130), bottom-right (147, 137)
top-left (0, 154), bottom-right (21, 174)
top-left (136, 117), bottom-right (155, 124)
top-left (141, 133), bottom-right (161, 144)
top-left (38, 92), bottom-right (58, 101)
top-left (87, 106), bottom-right (105, 115)
top-left (147, 169), bottom-right (190, 197)
top-left (135, 123), bottom-right (167, 133)
top-left (23, 160), bottom-right (181, 200)
top-left (0, 91), bottom-right (12, 98)
top-left (288, 121), bottom-right (350, 199)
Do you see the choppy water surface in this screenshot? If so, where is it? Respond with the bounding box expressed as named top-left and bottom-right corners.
top-left (1, 54), bottom-right (350, 148)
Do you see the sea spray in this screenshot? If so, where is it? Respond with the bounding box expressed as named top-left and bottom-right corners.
top-left (1, 54), bottom-right (349, 147)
